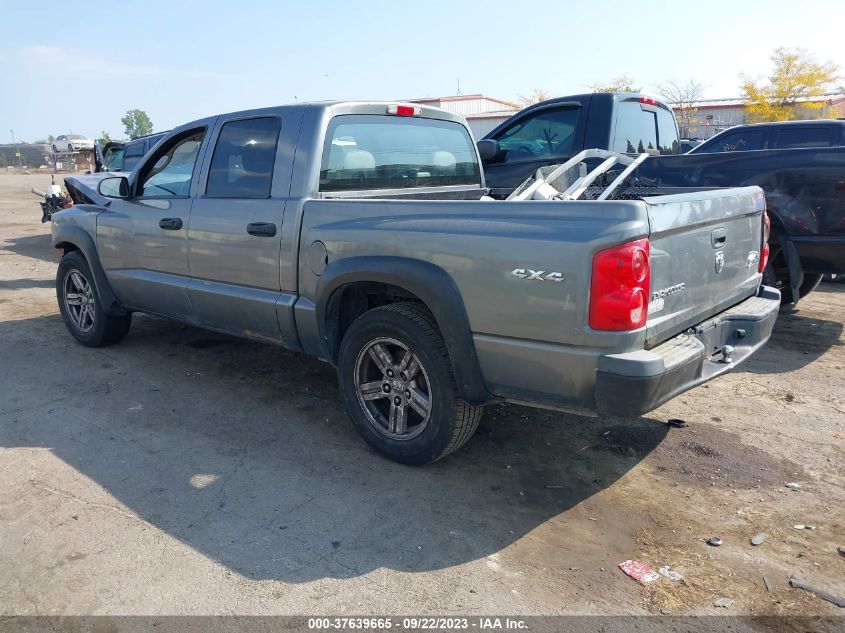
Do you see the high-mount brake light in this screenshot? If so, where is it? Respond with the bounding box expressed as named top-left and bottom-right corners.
top-left (589, 238), bottom-right (651, 331)
top-left (639, 95), bottom-right (659, 112)
top-left (387, 104), bottom-right (420, 117)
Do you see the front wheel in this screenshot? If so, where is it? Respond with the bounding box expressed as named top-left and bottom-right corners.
top-left (56, 251), bottom-right (131, 347)
top-left (337, 303), bottom-right (483, 465)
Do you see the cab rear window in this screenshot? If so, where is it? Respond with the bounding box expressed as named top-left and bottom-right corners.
top-left (320, 115), bottom-right (481, 192)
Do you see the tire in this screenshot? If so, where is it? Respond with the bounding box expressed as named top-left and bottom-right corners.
top-left (337, 302), bottom-right (483, 465)
top-left (56, 251), bottom-right (131, 347)
top-left (762, 255), bottom-right (822, 304)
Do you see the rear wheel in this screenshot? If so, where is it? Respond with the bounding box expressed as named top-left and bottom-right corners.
top-left (56, 251), bottom-right (131, 347)
top-left (337, 303), bottom-right (482, 465)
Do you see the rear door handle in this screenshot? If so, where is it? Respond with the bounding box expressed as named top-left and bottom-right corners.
top-left (711, 227), bottom-right (727, 248)
top-left (247, 222), bottom-right (277, 237)
top-left (159, 217), bottom-right (183, 230)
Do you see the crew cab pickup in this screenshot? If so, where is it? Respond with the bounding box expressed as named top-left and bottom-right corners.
top-left (53, 101), bottom-right (779, 464)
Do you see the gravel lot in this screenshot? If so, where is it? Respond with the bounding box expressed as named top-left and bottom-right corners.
top-left (1, 173), bottom-right (843, 617)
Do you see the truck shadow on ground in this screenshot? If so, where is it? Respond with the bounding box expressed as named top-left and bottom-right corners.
top-left (1, 313), bottom-right (669, 582)
top-left (743, 284), bottom-right (843, 375)
top-left (2, 232), bottom-right (54, 264)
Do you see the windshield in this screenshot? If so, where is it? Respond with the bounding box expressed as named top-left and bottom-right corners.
top-left (103, 146), bottom-right (124, 171)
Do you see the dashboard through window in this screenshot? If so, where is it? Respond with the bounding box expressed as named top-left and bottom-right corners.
top-left (320, 115), bottom-right (481, 192)
top-left (494, 108), bottom-right (579, 161)
top-left (139, 131), bottom-right (204, 198)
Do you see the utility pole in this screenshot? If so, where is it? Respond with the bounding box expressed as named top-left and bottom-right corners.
top-left (10, 129), bottom-right (23, 167)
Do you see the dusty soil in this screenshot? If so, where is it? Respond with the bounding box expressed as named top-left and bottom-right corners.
top-left (0, 173), bottom-right (843, 616)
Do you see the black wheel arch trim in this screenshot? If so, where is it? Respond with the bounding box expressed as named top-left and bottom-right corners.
top-left (52, 226), bottom-right (126, 315)
top-left (316, 256), bottom-right (492, 405)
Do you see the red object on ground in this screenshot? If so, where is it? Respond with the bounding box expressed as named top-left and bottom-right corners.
top-left (618, 560), bottom-right (660, 583)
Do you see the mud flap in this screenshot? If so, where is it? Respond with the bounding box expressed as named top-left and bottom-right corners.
top-left (781, 238), bottom-right (805, 304)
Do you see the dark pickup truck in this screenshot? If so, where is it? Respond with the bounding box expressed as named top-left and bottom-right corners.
top-left (479, 92), bottom-right (681, 199)
top-left (481, 95), bottom-right (845, 303)
top-left (690, 119), bottom-right (845, 154)
top-left (95, 132), bottom-right (168, 173)
top-left (638, 146), bottom-right (845, 304)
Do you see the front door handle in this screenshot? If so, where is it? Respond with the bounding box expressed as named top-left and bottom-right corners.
top-left (247, 222), bottom-right (277, 237)
top-left (159, 217), bottom-right (183, 230)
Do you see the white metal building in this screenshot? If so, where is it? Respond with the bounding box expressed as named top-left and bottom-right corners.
top-left (408, 95), bottom-right (519, 139)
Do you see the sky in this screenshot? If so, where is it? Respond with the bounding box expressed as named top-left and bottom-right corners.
top-left (1, 0), bottom-right (843, 143)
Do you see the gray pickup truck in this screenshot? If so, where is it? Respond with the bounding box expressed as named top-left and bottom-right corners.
top-left (53, 101), bottom-right (780, 464)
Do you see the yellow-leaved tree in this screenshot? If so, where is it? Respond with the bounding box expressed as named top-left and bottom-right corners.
top-left (741, 48), bottom-right (840, 122)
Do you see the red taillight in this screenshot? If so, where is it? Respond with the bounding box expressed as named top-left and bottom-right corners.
top-left (387, 104), bottom-right (420, 117)
top-left (759, 211), bottom-right (770, 273)
top-left (589, 238), bottom-right (650, 331)
top-left (640, 95), bottom-right (658, 106)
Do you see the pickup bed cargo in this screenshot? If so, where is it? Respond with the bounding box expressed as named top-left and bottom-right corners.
top-left (54, 101), bottom-right (779, 464)
top-left (480, 95), bottom-right (845, 304)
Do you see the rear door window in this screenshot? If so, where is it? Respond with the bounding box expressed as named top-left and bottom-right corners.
top-left (774, 126), bottom-right (836, 149)
top-left (656, 107), bottom-right (680, 154)
top-left (493, 107), bottom-right (580, 161)
top-left (205, 117), bottom-right (281, 198)
top-left (320, 115), bottom-right (480, 192)
top-left (613, 101), bottom-right (658, 153)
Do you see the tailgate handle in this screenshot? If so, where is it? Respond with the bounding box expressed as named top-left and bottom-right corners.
top-left (711, 228), bottom-right (727, 248)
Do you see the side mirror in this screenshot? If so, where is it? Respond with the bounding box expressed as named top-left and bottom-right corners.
top-left (97, 176), bottom-right (130, 199)
top-left (476, 139), bottom-right (500, 162)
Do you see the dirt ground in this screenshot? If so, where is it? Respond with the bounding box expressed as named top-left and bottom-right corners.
top-left (1, 173), bottom-right (843, 617)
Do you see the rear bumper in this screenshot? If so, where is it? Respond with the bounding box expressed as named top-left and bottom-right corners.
top-left (594, 286), bottom-right (780, 417)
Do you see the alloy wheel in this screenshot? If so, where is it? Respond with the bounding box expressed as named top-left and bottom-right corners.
top-left (354, 337), bottom-right (432, 440)
top-left (63, 269), bottom-right (96, 332)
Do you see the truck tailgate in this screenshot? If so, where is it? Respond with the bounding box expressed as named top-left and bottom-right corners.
top-left (644, 186), bottom-right (764, 347)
